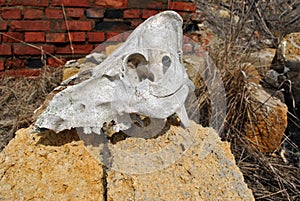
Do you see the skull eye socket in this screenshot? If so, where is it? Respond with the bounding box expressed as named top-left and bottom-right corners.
top-left (162, 55), bottom-right (171, 73)
top-left (123, 53), bottom-right (155, 82)
top-left (126, 53), bottom-right (147, 69)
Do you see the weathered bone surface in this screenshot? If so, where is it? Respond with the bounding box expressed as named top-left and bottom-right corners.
top-left (34, 11), bottom-right (194, 134)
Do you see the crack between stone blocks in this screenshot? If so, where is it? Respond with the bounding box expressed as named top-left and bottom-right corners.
top-left (102, 166), bottom-right (108, 201)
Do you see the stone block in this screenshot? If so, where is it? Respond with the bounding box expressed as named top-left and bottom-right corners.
top-left (244, 83), bottom-right (288, 152)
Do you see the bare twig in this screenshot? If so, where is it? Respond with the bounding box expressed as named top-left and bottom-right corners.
top-left (62, 4), bottom-right (74, 57)
top-left (0, 33), bottom-right (65, 65)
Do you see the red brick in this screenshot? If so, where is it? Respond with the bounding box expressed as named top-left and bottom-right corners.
top-left (2, 32), bottom-right (24, 42)
top-left (56, 44), bottom-right (93, 55)
top-left (0, 60), bottom-right (4, 71)
top-left (1, 8), bottom-right (22, 19)
top-left (52, 0), bottom-right (90, 7)
top-left (177, 12), bottom-right (191, 21)
top-left (66, 8), bottom-right (84, 18)
top-left (146, 2), bottom-right (163, 9)
top-left (123, 9), bottom-right (140, 18)
top-left (25, 32), bottom-right (45, 42)
top-left (131, 20), bottom-right (142, 27)
top-left (123, 31), bottom-right (132, 40)
top-left (0, 22), bottom-right (8, 31)
top-left (0, 44), bottom-right (12, 55)
top-left (106, 32), bottom-right (123, 42)
top-left (14, 44), bottom-right (55, 55)
top-left (0, 0), bottom-right (5, 6)
top-left (142, 10), bottom-right (159, 19)
top-left (11, 20), bottom-right (51, 31)
top-left (2, 69), bottom-right (41, 77)
top-left (6, 59), bottom-right (27, 70)
top-left (47, 57), bottom-right (66, 67)
top-left (45, 8), bottom-right (63, 19)
top-left (86, 8), bottom-right (105, 19)
top-left (92, 43), bottom-right (108, 53)
top-left (24, 9), bottom-right (44, 19)
top-left (13, 44), bottom-right (42, 55)
top-left (168, 2), bottom-right (196, 12)
top-left (46, 33), bottom-right (66, 43)
top-left (56, 21), bottom-right (93, 31)
top-left (94, 0), bottom-right (128, 9)
top-left (42, 45), bottom-right (56, 54)
top-left (88, 32), bottom-right (105, 42)
top-left (69, 32), bottom-right (86, 42)
top-left (7, 0), bottom-right (48, 6)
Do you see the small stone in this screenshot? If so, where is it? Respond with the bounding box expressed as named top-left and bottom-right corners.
top-left (85, 52), bottom-right (106, 64)
top-left (264, 69), bottom-right (280, 88)
top-left (244, 83), bottom-right (288, 152)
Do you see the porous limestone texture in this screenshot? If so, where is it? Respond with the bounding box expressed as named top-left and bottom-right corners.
top-left (106, 122), bottom-right (254, 201)
top-left (283, 32), bottom-right (300, 62)
top-left (0, 127), bottom-right (105, 201)
top-left (244, 83), bottom-right (288, 152)
top-left (0, 122), bottom-right (254, 201)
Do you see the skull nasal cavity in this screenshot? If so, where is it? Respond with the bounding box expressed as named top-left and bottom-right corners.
top-left (162, 55), bottom-right (171, 73)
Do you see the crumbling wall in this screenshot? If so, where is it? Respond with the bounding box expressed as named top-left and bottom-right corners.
top-left (0, 0), bottom-right (196, 76)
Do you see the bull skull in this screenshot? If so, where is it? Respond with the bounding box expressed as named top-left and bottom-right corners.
top-left (34, 11), bottom-right (195, 135)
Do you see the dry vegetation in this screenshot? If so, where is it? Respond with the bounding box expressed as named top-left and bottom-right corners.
top-left (0, 0), bottom-right (299, 200)
top-left (195, 0), bottom-right (300, 200)
top-left (0, 67), bottom-right (62, 151)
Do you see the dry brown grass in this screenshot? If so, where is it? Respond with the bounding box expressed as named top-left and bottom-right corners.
top-left (194, 40), bottom-right (300, 201)
top-left (0, 67), bottom-right (62, 151)
top-left (195, 0), bottom-right (300, 200)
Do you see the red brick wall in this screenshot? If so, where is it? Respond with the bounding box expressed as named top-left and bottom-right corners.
top-left (0, 0), bottom-right (196, 76)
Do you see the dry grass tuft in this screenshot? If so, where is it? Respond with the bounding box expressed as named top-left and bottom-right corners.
top-left (0, 67), bottom-right (62, 151)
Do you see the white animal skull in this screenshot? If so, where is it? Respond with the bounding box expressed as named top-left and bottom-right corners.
top-left (34, 11), bottom-right (195, 134)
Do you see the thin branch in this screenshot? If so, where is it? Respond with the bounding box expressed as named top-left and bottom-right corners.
top-left (62, 4), bottom-right (74, 57)
top-left (254, 2), bottom-right (276, 39)
top-left (0, 33), bottom-right (65, 65)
